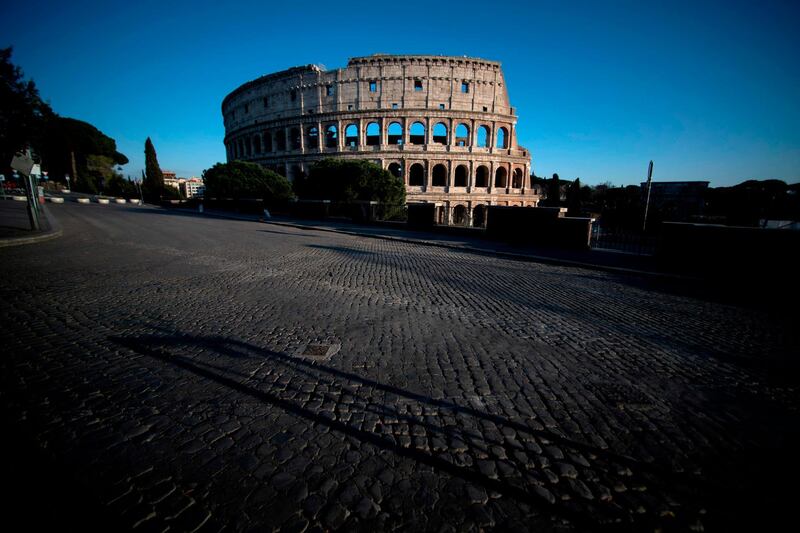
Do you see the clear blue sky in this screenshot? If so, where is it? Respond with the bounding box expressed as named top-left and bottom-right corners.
top-left (2, 0), bottom-right (798, 187)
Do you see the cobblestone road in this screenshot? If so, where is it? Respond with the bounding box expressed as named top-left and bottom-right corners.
top-left (2, 203), bottom-right (798, 532)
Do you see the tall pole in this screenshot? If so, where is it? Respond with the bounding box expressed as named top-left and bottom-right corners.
top-left (642, 160), bottom-right (654, 232)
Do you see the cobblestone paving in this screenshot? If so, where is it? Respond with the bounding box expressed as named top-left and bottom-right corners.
top-left (2, 203), bottom-right (798, 532)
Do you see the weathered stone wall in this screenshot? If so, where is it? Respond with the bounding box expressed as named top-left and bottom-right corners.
top-left (221, 55), bottom-right (538, 226)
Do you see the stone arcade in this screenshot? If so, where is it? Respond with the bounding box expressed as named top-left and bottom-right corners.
top-left (222, 54), bottom-right (539, 226)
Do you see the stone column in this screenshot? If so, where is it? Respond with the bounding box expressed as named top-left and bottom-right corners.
top-left (337, 121), bottom-right (343, 151)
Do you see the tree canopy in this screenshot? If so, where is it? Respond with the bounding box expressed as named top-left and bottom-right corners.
top-left (294, 158), bottom-right (406, 206)
top-left (142, 137), bottom-right (164, 201)
top-left (1, 47), bottom-right (127, 191)
top-left (202, 161), bottom-right (292, 206)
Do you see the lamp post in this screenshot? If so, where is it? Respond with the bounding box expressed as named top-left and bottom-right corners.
top-left (642, 160), bottom-right (654, 232)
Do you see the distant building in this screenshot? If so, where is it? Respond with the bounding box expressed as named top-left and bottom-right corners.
top-left (162, 170), bottom-right (180, 192)
top-left (641, 181), bottom-right (709, 221)
top-left (181, 177), bottom-right (205, 198)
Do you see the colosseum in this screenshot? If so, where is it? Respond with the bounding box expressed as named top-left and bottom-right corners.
top-left (221, 54), bottom-right (539, 226)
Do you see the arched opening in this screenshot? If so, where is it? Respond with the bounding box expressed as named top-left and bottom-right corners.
top-left (496, 127), bottom-right (508, 149)
top-left (244, 137), bottom-right (251, 157)
top-left (473, 205), bottom-right (486, 227)
top-left (454, 165), bottom-right (468, 187)
top-left (366, 122), bottom-right (380, 146)
top-left (453, 205), bottom-right (467, 226)
top-left (477, 125), bottom-right (490, 148)
top-left (475, 165), bottom-right (489, 187)
top-left (388, 122), bottom-right (403, 145)
top-left (325, 124), bottom-right (338, 148)
top-left (409, 163), bottom-right (425, 186)
top-left (512, 168), bottom-right (523, 189)
top-left (306, 126), bottom-right (318, 149)
top-left (495, 166), bottom-right (508, 188)
top-left (235, 139), bottom-right (242, 158)
top-left (253, 135), bottom-right (261, 154)
top-left (290, 127), bottom-right (301, 150)
top-left (409, 121), bottom-right (426, 145)
top-left (290, 165), bottom-right (303, 182)
top-left (275, 130), bottom-right (286, 151)
top-left (387, 162), bottom-right (402, 178)
top-left (345, 124), bottom-right (358, 147)
top-left (264, 132), bottom-right (273, 153)
top-left (432, 164), bottom-right (447, 186)
top-left (433, 122), bottom-right (448, 145)
top-left (455, 123), bottom-right (470, 146)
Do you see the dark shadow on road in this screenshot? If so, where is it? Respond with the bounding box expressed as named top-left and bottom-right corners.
top-left (109, 330), bottom-right (714, 531)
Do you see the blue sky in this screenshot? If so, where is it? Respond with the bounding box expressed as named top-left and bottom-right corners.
top-left (2, 0), bottom-right (798, 186)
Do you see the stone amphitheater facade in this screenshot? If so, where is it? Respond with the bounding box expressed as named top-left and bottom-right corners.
top-left (221, 54), bottom-right (539, 226)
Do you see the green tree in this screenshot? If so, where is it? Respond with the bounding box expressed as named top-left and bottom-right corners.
top-left (0, 47), bottom-right (53, 174)
top-left (567, 177), bottom-right (583, 216)
top-left (294, 158), bottom-right (405, 206)
top-left (202, 161), bottom-right (292, 207)
top-left (143, 137), bottom-right (164, 201)
top-left (39, 117), bottom-right (128, 190)
top-left (545, 173), bottom-right (562, 207)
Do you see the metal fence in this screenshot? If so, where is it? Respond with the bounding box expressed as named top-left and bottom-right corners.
top-left (590, 223), bottom-right (660, 255)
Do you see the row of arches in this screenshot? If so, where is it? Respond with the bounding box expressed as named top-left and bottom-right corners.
top-left (387, 162), bottom-right (525, 189)
top-left (228, 120), bottom-right (512, 159)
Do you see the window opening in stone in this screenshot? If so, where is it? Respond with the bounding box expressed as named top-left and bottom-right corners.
top-left (495, 166), bottom-right (508, 188)
top-left (414, 79), bottom-right (423, 91)
top-left (512, 168), bottom-right (523, 189)
top-left (496, 127), bottom-right (508, 149)
top-left (306, 126), bottom-right (318, 149)
top-left (325, 124), bottom-right (338, 148)
top-left (291, 90), bottom-right (297, 102)
top-left (388, 162), bottom-right (402, 178)
top-left (244, 103), bottom-right (249, 113)
top-left (409, 121), bottom-right (426, 145)
top-left (392, 103), bottom-right (398, 109)
top-left (433, 122), bottom-right (448, 145)
top-left (263, 97), bottom-right (269, 108)
top-left (253, 135), bottom-right (261, 154)
top-left (264, 132), bottom-right (273, 152)
top-left (290, 127), bottom-right (301, 150)
top-left (432, 164), bottom-right (447, 186)
top-left (366, 122), bottom-right (380, 146)
top-left (409, 163), bottom-right (425, 186)
top-left (461, 82), bottom-right (469, 93)
top-left (477, 125), bottom-right (490, 148)
top-left (439, 104), bottom-right (445, 110)
top-left (345, 124), bottom-right (359, 147)
top-left (454, 165), bottom-right (468, 187)
top-left (388, 122), bottom-right (403, 145)
top-left (455, 123), bottom-right (470, 146)
top-left (473, 204), bottom-right (486, 227)
top-left (275, 130), bottom-right (286, 151)
top-left (453, 205), bottom-right (467, 225)
top-left (326, 85), bottom-right (334, 96)
top-left (369, 81), bottom-right (377, 92)
top-left (475, 165), bottom-right (489, 187)
top-left (482, 106), bottom-right (488, 112)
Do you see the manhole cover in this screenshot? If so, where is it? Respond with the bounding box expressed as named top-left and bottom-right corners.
top-left (295, 342), bottom-right (341, 361)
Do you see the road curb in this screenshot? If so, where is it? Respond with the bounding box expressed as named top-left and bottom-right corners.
top-left (0, 203), bottom-right (63, 248)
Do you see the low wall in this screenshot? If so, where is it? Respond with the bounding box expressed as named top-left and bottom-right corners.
top-left (486, 206), bottom-right (593, 249)
top-left (407, 203), bottom-right (436, 230)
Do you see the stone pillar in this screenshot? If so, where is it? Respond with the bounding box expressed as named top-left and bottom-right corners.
top-left (337, 121), bottom-right (343, 151)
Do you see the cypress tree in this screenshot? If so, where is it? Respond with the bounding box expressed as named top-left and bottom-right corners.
top-left (143, 137), bottom-right (164, 201)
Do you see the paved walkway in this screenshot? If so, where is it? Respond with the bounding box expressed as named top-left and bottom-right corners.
top-left (2, 202), bottom-right (797, 531)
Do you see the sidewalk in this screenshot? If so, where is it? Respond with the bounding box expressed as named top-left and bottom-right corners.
top-left (0, 197), bottom-right (61, 248)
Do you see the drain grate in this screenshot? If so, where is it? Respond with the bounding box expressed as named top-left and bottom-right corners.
top-left (295, 342), bottom-right (341, 361)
